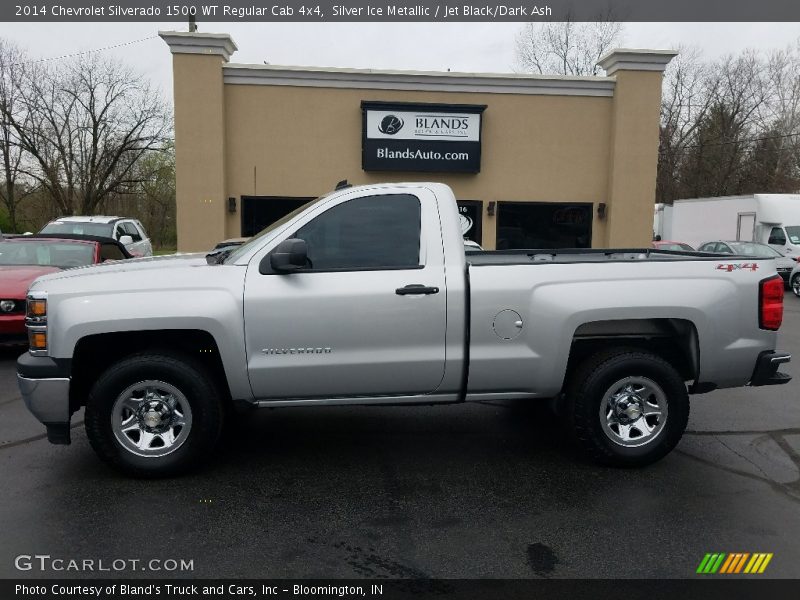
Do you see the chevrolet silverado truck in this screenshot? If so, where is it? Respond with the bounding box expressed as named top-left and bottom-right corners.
top-left (17, 183), bottom-right (792, 476)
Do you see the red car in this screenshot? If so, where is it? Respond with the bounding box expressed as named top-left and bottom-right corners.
top-left (0, 235), bottom-right (132, 344)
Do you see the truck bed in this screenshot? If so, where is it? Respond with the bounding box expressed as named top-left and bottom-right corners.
top-left (466, 248), bottom-right (734, 265)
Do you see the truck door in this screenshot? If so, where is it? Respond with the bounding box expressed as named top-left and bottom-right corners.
top-left (243, 189), bottom-right (447, 400)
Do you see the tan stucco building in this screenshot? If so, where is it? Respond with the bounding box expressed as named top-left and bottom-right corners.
top-left (159, 31), bottom-right (675, 252)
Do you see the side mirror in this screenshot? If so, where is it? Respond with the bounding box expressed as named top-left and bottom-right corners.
top-left (265, 238), bottom-right (308, 273)
top-left (119, 235), bottom-right (134, 246)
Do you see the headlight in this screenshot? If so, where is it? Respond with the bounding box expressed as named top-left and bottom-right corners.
top-left (26, 298), bottom-right (47, 323)
top-left (0, 300), bottom-right (15, 312)
top-left (26, 294), bottom-right (48, 354)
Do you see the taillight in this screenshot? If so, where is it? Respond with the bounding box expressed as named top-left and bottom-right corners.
top-left (759, 275), bottom-right (784, 330)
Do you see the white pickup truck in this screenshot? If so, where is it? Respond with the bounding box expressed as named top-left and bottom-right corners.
top-left (18, 183), bottom-right (791, 476)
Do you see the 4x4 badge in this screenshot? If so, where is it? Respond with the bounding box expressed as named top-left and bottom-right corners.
top-left (716, 263), bottom-right (758, 272)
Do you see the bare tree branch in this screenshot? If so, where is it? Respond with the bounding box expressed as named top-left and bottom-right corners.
top-left (514, 12), bottom-right (624, 76)
top-left (5, 50), bottom-right (170, 216)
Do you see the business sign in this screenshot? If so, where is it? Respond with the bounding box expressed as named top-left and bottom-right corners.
top-left (362, 101), bottom-right (486, 173)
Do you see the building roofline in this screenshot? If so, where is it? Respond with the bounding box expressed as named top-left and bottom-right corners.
top-left (597, 49), bottom-right (678, 76)
top-left (159, 31), bottom-right (238, 62)
top-left (222, 63), bottom-right (616, 97)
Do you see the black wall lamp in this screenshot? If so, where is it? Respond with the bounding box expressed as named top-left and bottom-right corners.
top-left (228, 197), bottom-right (237, 213)
top-left (597, 202), bottom-right (607, 220)
top-left (487, 201), bottom-right (496, 217)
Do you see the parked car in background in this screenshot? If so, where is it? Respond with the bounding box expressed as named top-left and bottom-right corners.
top-left (788, 262), bottom-right (800, 298)
top-left (0, 235), bottom-right (132, 344)
top-left (205, 238), bottom-right (250, 263)
top-left (652, 240), bottom-right (694, 252)
top-left (697, 240), bottom-right (796, 286)
top-left (214, 237), bottom-right (249, 250)
top-left (40, 217), bottom-right (153, 257)
top-left (659, 194), bottom-right (800, 255)
top-left (464, 239), bottom-right (483, 251)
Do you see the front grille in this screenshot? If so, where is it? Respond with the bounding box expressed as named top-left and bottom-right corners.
top-left (0, 300), bottom-right (25, 314)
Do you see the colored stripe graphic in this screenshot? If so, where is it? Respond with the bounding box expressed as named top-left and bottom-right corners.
top-left (710, 553), bottom-right (726, 573)
top-left (744, 553), bottom-right (773, 574)
top-left (758, 554), bottom-right (773, 573)
top-left (719, 554), bottom-right (736, 574)
top-left (748, 554), bottom-right (762, 573)
top-left (734, 553), bottom-right (750, 573)
top-left (698, 553), bottom-right (727, 573)
top-left (696, 554), bottom-right (713, 574)
top-left (697, 552), bottom-right (772, 574)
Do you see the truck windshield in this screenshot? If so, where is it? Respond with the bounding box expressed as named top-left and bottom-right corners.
top-left (223, 194), bottom-right (328, 264)
top-left (785, 226), bottom-right (800, 245)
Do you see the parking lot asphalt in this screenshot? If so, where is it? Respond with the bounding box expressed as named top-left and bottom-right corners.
top-left (1, 303), bottom-right (799, 580)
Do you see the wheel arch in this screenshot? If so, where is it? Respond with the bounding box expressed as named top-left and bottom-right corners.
top-left (70, 330), bottom-right (231, 413)
top-left (564, 318), bottom-right (700, 389)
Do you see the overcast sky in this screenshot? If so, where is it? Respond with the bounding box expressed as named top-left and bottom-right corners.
top-left (0, 22), bottom-right (798, 101)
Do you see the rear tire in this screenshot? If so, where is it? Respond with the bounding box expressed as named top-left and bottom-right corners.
top-left (85, 352), bottom-right (223, 477)
top-left (566, 349), bottom-right (689, 467)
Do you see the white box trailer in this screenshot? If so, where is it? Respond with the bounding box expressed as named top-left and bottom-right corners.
top-left (662, 194), bottom-right (800, 256)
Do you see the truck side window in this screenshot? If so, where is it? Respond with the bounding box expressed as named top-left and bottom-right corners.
top-left (768, 227), bottom-right (786, 245)
top-left (295, 194), bottom-right (421, 270)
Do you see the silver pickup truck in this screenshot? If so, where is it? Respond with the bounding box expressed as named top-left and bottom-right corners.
top-left (18, 183), bottom-right (792, 476)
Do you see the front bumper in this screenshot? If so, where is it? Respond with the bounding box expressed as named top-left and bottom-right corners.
top-left (749, 351), bottom-right (792, 387)
top-left (17, 353), bottom-right (73, 444)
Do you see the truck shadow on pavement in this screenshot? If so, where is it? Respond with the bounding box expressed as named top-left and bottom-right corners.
top-left (3, 391), bottom-right (800, 578)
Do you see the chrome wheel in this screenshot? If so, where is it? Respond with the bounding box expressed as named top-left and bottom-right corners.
top-left (792, 275), bottom-right (800, 298)
top-left (111, 380), bottom-right (192, 458)
top-left (599, 376), bottom-right (668, 448)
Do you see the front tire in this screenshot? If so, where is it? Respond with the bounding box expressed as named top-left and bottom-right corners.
top-left (85, 353), bottom-right (223, 477)
top-left (566, 349), bottom-right (689, 467)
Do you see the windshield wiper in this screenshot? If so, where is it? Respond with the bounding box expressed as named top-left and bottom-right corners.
top-left (205, 246), bottom-right (234, 265)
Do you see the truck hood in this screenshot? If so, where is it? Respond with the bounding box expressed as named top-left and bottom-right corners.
top-left (32, 253), bottom-right (208, 284)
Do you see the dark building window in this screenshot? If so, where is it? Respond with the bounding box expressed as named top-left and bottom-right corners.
top-left (496, 202), bottom-right (593, 250)
top-left (295, 194), bottom-right (421, 270)
top-left (241, 196), bottom-right (314, 237)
